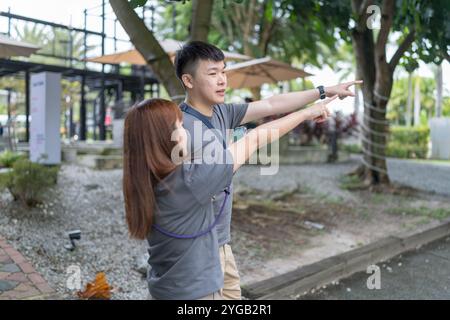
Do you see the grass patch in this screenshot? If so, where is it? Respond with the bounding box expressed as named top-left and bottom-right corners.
top-left (357, 208), bottom-right (371, 220)
top-left (370, 193), bottom-right (386, 205)
top-left (339, 174), bottom-right (365, 190)
top-left (322, 195), bottom-right (345, 205)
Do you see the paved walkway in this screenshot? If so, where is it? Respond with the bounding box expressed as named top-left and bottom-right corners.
top-left (301, 236), bottom-right (450, 300)
top-left (0, 235), bottom-right (57, 300)
top-left (386, 157), bottom-right (450, 196)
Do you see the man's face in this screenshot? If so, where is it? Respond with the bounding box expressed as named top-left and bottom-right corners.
top-left (185, 59), bottom-right (227, 106)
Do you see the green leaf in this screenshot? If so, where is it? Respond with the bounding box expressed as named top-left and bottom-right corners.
top-left (129, 0), bottom-right (147, 9)
top-left (264, 0), bottom-right (274, 23)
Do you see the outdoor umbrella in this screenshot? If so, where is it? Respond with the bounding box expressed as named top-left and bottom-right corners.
top-left (86, 39), bottom-right (251, 65)
top-left (0, 35), bottom-right (40, 58)
top-left (225, 56), bottom-right (312, 89)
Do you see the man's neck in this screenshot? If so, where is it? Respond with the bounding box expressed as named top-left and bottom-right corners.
top-left (185, 95), bottom-right (213, 117)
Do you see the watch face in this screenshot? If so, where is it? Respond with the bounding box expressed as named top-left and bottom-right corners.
top-left (318, 86), bottom-right (325, 99)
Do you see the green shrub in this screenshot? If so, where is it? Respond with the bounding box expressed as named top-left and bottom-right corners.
top-left (2, 159), bottom-right (60, 207)
top-left (386, 141), bottom-right (428, 159)
top-left (389, 126), bottom-right (429, 145)
top-left (340, 143), bottom-right (362, 154)
top-left (0, 170), bottom-right (10, 191)
top-left (386, 126), bottom-right (429, 159)
top-left (0, 150), bottom-right (27, 168)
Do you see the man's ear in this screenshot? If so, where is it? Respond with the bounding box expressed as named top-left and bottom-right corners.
top-left (181, 74), bottom-right (194, 89)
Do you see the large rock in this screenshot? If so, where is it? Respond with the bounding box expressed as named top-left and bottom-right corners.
top-left (77, 155), bottom-right (123, 170)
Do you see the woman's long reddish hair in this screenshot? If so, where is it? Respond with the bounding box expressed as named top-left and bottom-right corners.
top-left (123, 98), bottom-right (182, 240)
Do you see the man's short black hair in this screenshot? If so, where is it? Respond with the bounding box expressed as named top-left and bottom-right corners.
top-left (174, 41), bottom-right (225, 83)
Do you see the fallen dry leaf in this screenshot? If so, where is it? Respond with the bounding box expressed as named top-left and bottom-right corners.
top-left (77, 272), bottom-right (112, 300)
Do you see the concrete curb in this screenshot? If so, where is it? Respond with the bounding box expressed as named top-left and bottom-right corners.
top-left (241, 218), bottom-right (450, 300)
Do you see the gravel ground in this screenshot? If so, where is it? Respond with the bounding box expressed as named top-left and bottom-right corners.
top-left (0, 165), bottom-right (149, 300)
top-left (234, 159), bottom-right (359, 203)
top-left (0, 155), bottom-right (448, 300)
top-left (235, 155), bottom-right (450, 199)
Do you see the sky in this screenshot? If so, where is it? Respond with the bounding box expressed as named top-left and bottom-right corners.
top-left (1, 0), bottom-right (449, 114)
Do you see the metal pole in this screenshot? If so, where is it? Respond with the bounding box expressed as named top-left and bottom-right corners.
top-left (80, 76), bottom-right (86, 140)
top-left (7, 7), bottom-right (11, 36)
top-left (83, 9), bottom-right (87, 69)
top-left (25, 71), bottom-right (30, 143)
top-left (116, 81), bottom-right (123, 102)
top-left (69, 29), bottom-right (73, 68)
top-left (93, 99), bottom-right (97, 140)
top-left (6, 89), bottom-right (13, 150)
top-left (99, 0), bottom-right (106, 140)
top-left (114, 19), bottom-right (118, 52)
top-left (69, 97), bottom-right (74, 138)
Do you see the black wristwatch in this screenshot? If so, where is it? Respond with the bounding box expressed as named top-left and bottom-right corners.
top-left (317, 85), bottom-right (326, 100)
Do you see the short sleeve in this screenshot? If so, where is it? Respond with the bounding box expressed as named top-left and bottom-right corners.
top-left (182, 146), bottom-right (234, 205)
top-left (223, 103), bottom-right (249, 129)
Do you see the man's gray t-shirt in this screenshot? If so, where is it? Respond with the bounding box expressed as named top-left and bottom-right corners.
top-left (147, 147), bottom-right (234, 300)
top-left (182, 103), bottom-right (249, 246)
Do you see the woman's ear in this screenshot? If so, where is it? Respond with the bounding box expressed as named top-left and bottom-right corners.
top-left (181, 74), bottom-right (194, 89)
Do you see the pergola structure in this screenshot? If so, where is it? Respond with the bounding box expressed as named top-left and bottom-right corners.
top-left (0, 58), bottom-right (158, 142)
top-left (0, 2), bottom-right (163, 142)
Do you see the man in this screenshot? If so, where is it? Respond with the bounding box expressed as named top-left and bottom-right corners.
top-left (174, 41), bottom-right (361, 300)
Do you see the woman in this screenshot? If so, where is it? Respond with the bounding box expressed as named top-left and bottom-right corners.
top-left (122, 96), bottom-right (336, 300)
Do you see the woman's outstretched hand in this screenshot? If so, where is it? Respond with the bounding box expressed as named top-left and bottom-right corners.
top-left (303, 95), bottom-right (338, 123)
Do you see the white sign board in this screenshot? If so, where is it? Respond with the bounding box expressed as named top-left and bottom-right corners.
top-left (112, 119), bottom-right (124, 147)
top-left (429, 117), bottom-right (450, 160)
top-left (30, 72), bottom-right (61, 164)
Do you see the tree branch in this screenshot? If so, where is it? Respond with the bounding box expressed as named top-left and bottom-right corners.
top-left (109, 0), bottom-right (184, 98)
top-left (190, 0), bottom-right (214, 42)
top-left (375, 0), bottom-right (395, 58)
top-left (389, 30), bottom-right (416, 70)
top-left (352, 0), bottom-right (375, 32)
top-left (444, 51), bottom-right (450, 63)
top-left (359, 0), bottom-right (371, 16)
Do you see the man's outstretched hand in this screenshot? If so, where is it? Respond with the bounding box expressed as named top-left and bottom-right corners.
top-left (325, 80), bottom-right (363, 100)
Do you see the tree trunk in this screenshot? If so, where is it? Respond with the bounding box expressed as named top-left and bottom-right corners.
top-left (109, 0), bottom-right (184, 101)
top-left (351, 26), bottom-right (383, 185)
top-left (190, 0), bottom-right (214, 42)
top-left (406, 72), bottom-right (413, 126)
top-left (349, 0), bottom-right (394, 185)
top-left (436, 63), bottom-right (443, 118)
top-left (350, 0), bottom-right (416, 186)
top-left (414, 78), bottom-right (421, 126)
